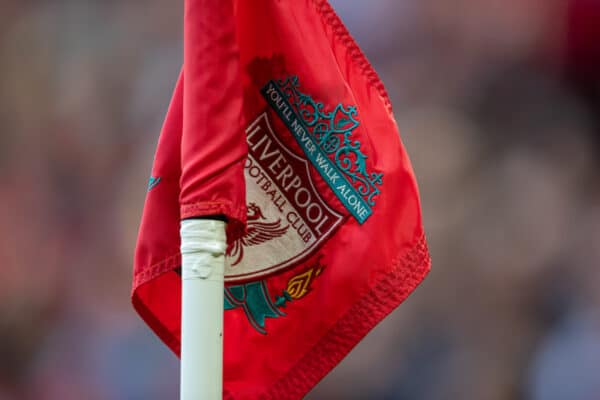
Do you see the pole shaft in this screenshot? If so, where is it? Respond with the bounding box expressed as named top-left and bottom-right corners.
top-left (180, 219), bottom-right (226, 400)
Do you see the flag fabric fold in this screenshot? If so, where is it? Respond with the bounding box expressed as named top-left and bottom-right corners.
top-left (181, 0), bottom-right (248, 240)
top-left (133, 1), bottom-right (431, 398)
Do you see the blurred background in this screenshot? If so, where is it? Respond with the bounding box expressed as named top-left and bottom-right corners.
top-left (1, 0), bottom-right (599, 399)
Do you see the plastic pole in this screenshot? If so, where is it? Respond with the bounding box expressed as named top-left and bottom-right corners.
top-left (180, 219), bottom-right (226, 400)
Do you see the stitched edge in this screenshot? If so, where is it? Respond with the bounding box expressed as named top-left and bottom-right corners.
top-left (132, 252), bottom-right (181, 290)
top-left (132, 253), bottom-right (182, 355)
top-left (312, 0), bottom-right (393, 115)
top-left (257, 233), bottom-right (430, 400)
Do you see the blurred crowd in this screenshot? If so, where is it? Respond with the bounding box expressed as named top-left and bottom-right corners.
top-left (0, 1), bottom-right (599, 399)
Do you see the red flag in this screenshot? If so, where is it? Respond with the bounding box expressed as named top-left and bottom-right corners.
top-left (133, 1), bottom-right (430, 398)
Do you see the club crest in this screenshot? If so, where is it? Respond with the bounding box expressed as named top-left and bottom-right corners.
top-left (228, 203), bottom-right (289, 266)
top-left (224, 112), bottom-right (345, 282)
top-left (224, 74), bottom-right (384, 334)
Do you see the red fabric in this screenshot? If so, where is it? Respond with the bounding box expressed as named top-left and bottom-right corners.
top-left (181, 0), bottom-right (248, 239)
top-left (133, 1), bottom-right (431, 399)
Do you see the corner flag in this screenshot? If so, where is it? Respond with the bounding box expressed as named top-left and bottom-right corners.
top-left (133, 1), bottom-right (430, 398)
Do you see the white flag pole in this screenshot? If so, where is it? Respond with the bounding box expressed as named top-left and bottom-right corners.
top-left (180, 219), bottom-right (227, 400)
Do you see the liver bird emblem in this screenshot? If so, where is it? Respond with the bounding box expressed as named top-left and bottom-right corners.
top-left (228, 203), bottom-right (290, 266)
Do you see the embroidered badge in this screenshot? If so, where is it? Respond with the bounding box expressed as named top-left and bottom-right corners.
top-left (224, 72), bottom-right (382, 333)
top-left (224, 257), bottom-right (325, 334)
top-left (261, 76), bottom-right (383, 224)
top-left (224, 112), bottom-right (344, 283)
top-left (228, 203), bottom-right (289, 266)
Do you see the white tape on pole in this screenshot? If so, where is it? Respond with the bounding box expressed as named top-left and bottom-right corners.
top-left (180, 219), bottom-right (226, 400)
